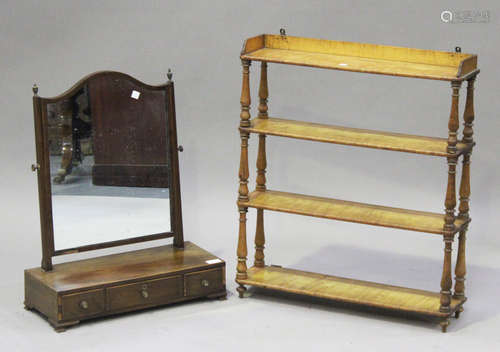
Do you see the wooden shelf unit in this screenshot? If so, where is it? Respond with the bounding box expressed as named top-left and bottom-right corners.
top-left (236, 33), bottom-right (478, 332)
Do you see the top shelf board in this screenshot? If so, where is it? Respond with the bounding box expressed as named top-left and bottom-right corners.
top-left (241, 35), bottom-right (478, 81)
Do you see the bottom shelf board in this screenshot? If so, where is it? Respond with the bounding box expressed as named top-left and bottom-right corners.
top-left (237, 266), bottom-right (464, 318)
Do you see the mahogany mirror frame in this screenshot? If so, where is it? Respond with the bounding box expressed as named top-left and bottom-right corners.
top-left (32, 71), bottom-right (184, 271)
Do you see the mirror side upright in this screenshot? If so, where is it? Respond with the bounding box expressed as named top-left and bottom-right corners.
top-left (166, 70), bottom-right (184, 248)
top-left (32, 84), bottom-right (54, 271)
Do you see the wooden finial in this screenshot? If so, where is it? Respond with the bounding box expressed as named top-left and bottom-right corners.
top-left (167, 69), bottom-right (173, 82)
top-left (32, 83), bottom-right (38, 96)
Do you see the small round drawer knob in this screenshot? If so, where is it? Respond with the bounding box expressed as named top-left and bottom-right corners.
top-left (79, 300), bottom-right (89, 310)
top-left (141, 289), bottom-right (149, 299)
top-left (201, 279), bottom-right (210, 287)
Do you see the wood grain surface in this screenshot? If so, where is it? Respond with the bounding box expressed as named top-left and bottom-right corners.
top-left (243, 117), bottom-right (473, 157)
top-left (238, 266), bottom-right (465, 317)
top-left (239, 190), bottom-right (469, 235)
top-left (25, 242), bottom-right (222, 293)
top-left (241, 34), bottom-right (478, 81)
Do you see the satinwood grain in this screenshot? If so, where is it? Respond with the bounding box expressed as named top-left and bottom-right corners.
top-left (241, 35), bottom-right (478, 81)
top-left (239, 190), bottom-right (469, 235)
top-left (242, 117), bottom-right (473, 157)
top-left (237, 266), bottom-right (465, 317)
top-left (237, 33), bottom-right (479, 331)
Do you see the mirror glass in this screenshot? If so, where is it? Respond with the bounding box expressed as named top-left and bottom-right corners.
top-left (46, 82), bottom-right (171, 251)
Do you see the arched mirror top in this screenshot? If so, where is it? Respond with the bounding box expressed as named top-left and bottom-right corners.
top-left (34, 71), bottom-right (171, 103)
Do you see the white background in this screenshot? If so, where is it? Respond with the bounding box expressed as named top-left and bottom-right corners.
top-left (1, 0), bottom-right (499, 350)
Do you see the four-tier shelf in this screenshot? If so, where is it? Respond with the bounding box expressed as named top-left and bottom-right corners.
top-left (235, 31), bottom-right (478, 332)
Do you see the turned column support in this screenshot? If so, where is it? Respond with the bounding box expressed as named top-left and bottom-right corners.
top-left (238, 59), bottom-right (251, 202)
top-left (237, 206), bottom-right (248, 281)
top-left (454, 76), bottom-right (475, 302)
top-left (440, 80), bottom-right (461, 313)
top-left (440, 232), bottom-right (454, 313)
top-left (237, 60), bottom-right (251, 294)
top-left (258, 62), bottom-right (269, 118)
top-left (255, 62), bottom-right (268, 268)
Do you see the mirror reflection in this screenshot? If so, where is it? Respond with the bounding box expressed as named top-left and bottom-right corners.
top-left (47, 84), bottom-right (171, 251)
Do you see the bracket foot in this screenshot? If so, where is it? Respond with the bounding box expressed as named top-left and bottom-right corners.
top-left (207, 291), bottom-right (227, 300)
top-left (49, 319), bottom-right (79, 333)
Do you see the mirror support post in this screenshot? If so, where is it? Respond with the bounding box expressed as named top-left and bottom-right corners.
top-left (33, 85), bottom-right (53, 271)
top-left (167, 76), bottom-right (184, 248)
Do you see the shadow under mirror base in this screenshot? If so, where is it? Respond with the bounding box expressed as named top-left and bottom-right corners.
top-left (24, 242), bottom-right (226, 332)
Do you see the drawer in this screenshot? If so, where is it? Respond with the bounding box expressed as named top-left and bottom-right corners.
top-left (107, 275), bottom-right (183, 311)
top-left (61, 289), bottom-right (105, 321)
top-left (185, 268), bottom-right (224, 297)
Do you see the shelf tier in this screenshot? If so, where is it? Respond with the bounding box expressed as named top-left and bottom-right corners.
top-left (241, 35), bottom-right (478, 81)
top-left (237, 266), bottom-right (465, 318)
top-left (238, 190), bottom-right (469, 235)
top-left (242, 117), bottom-right (473, 157)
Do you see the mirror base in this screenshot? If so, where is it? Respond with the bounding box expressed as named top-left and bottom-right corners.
top-left (24, 242), bottom-right (226, 331)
